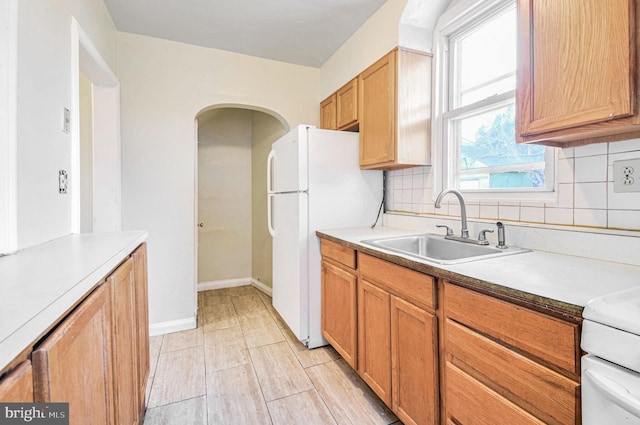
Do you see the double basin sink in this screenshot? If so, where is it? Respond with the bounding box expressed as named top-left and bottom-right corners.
top-left (361, 233), bottom-right (530, 265)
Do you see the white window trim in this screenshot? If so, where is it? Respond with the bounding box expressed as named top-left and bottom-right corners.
top-left (431, 0), bottom-right (558, 203)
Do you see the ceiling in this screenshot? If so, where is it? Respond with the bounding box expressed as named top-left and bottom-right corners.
top-left (103, 0), bottom-right (388, 67)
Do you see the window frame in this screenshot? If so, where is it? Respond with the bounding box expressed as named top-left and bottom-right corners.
top-left (432, 0), bottom-right (557, 203)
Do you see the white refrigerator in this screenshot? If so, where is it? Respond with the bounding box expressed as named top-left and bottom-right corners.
top-left (267, 125), bottom-right (383, 348)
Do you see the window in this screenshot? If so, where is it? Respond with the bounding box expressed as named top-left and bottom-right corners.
top-left (433, 0), bottom-right (556, 201)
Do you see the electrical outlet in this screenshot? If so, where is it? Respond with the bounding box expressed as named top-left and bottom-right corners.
top-left (613, 158), bottom-right (640, 193)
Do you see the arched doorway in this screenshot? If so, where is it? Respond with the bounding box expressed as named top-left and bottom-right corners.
top-left (194, 106), bottom-right (288, 295)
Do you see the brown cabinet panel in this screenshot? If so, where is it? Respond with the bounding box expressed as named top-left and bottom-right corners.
top-left (109, 257), bottom-right (140, 425)
top-left (445, 363), bottom-right (545, 425)
top-left (517, 0), bottom-right (640, 146)
top-left (320, 94), bottom-right (337, 130)
top-left (444, 283), bottom-right (579, 375)
top-left (359, 51), bottom-right (397, 168)
top-left (321, 260), bottom-right (358, 368)
top-left (336, 78), bottom-right (358, 130)
top-left (320, 238), bottom-right (356, 269)
top-left (391, 296), bottom-right (438, 425)
top-left (32, 284), bottom-right (113, 425)
top-left (359, 253), bottom-right (435, 311)
top-left (0, 361), bottom-right (33, 402)
top-left (133, 243), bottom-right (150, 419)
top-left (446, 319), bottom-right (579, 424)
top-left (358, 279), bottom-right (391, 405)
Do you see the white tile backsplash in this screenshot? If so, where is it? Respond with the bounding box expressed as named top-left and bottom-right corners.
top-left (574, 155), bottom-right (608, 182)
top-left (574, 182), bottom-right (607, 209)
top-left (386, 140), bottom-right (640, 231)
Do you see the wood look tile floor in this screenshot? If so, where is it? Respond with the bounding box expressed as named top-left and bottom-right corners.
top-left (143, 285), bottom-right (401, 425)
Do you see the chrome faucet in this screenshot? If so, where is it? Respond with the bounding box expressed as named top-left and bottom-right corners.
top-left (434, 188), bottom-right (493, 245)
top-left (435, 188), bottom-right (469, 238)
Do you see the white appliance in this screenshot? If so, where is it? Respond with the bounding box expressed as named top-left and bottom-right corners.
top-left (267, 125), bottom-right (383, 348)
top-left (581, 286), bottom-right (640, 424)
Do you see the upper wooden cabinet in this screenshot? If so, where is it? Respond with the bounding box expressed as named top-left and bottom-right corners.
top-left (516, 0), bottom-right (640, 146)
top-left (359, 48), bottom-right (431, 169)
top-left (320, 78), bottom-right (359, 131)
top-left (320, 93), bottom-right (337, 130)
top-left (336, 78), bottom-right (358, 130)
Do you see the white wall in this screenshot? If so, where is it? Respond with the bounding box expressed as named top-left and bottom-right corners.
top-left (118, 32), bottom-right (319, 331)
top-left (197, 109), bottom-right (253, 283)
top-left (13, 0), bottom-right (117, 249)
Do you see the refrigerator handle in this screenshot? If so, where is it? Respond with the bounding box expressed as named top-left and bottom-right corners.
top-left (267, 149), bottom-right (276, 236)
top-left (266, 150), bottom-right (275, 194)
top-left (267, 193), bottom-right (276, 236)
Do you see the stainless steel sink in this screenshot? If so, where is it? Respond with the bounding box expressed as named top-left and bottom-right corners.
top-left (360, 233), bottom-right (530, 264)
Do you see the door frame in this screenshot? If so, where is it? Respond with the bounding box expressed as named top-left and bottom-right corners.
top-left (70, 18), bottom-right (121, 233)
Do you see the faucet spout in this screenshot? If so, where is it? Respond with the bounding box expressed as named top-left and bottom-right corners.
top-left (435, 188), bottom-right (469, 238)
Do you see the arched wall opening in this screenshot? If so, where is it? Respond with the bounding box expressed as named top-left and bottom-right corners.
top-left (194, 105), bottom-right (288, 293)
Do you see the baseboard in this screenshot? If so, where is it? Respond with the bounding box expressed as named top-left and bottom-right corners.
top-left (197, 278), bottom-right (272, 297)
top-left (149, 316), bottom-right (197, 337)
top-left (250, 278), bottom-right (272, 296)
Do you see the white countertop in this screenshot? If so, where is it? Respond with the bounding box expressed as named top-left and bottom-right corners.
top-left (0, 231), bottom-right (148, 372)
top-left (318, 226), bottom-right (640, 311)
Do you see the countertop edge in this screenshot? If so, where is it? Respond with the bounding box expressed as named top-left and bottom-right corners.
top-left (317, 230), bottom-right (584, 323)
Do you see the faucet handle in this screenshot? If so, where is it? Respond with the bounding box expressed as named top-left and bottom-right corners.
top-left (436, 224), bottom-right (454, 236)
top-left (477, 229), bottom-right (494, 244)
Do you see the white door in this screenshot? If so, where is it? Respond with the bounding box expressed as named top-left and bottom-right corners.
top-left (271, 191), bottom-right (309, 342)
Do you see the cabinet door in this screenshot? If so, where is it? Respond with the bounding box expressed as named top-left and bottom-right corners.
top-left (32, 284), bottom-right (113, 425)
top-left (0, 361), bottom-right (33, 402)
top-left (358, 279), bottom-right (391, 405)
top-left (517, 0), bottom-right (635, 141)
top-left (337, 78), bottom-right (358, 130)
top-left (109, 257), bottom-right (139, 425)
top-left (321, 260), bottom-right (358, 368)
top-left (391, 296), bottom-right (438, 425)
top-left (359, 50), bottom-right (396, 168)
top-left (320, 93), bottom-right (337, 130)
top-left (133, 243), bottom-right (150, 417)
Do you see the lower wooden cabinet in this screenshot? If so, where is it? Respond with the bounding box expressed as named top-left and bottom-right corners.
top-left (0, 361), bottom-right (34, 402)
top-left (32, 284), bottom-right (113, 425)
top-left (319, 237), bottom-right (582, 425)
top-left (321, 260), bottom-right (358, 368)
top-left (354, 251), bottom-right (439, 425)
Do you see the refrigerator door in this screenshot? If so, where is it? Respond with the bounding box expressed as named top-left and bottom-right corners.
top-left (268, 126), bottom-right (308, 193)
top-left (305, 128), bottom-right (383, 348)
top-left (271, 191), bottom-right (309, 342)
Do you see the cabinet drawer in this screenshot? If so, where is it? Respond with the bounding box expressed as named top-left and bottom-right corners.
top-left (446, 362), bottom-right (544, 425)
top-left (320, 239), bottom-right (356, 269)
top-left (359, 253), bottom-right (435, 311)
top-left (444, 283), bottom-right (579, 375)
top-left (446, 319), bottom-right (579, 424)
